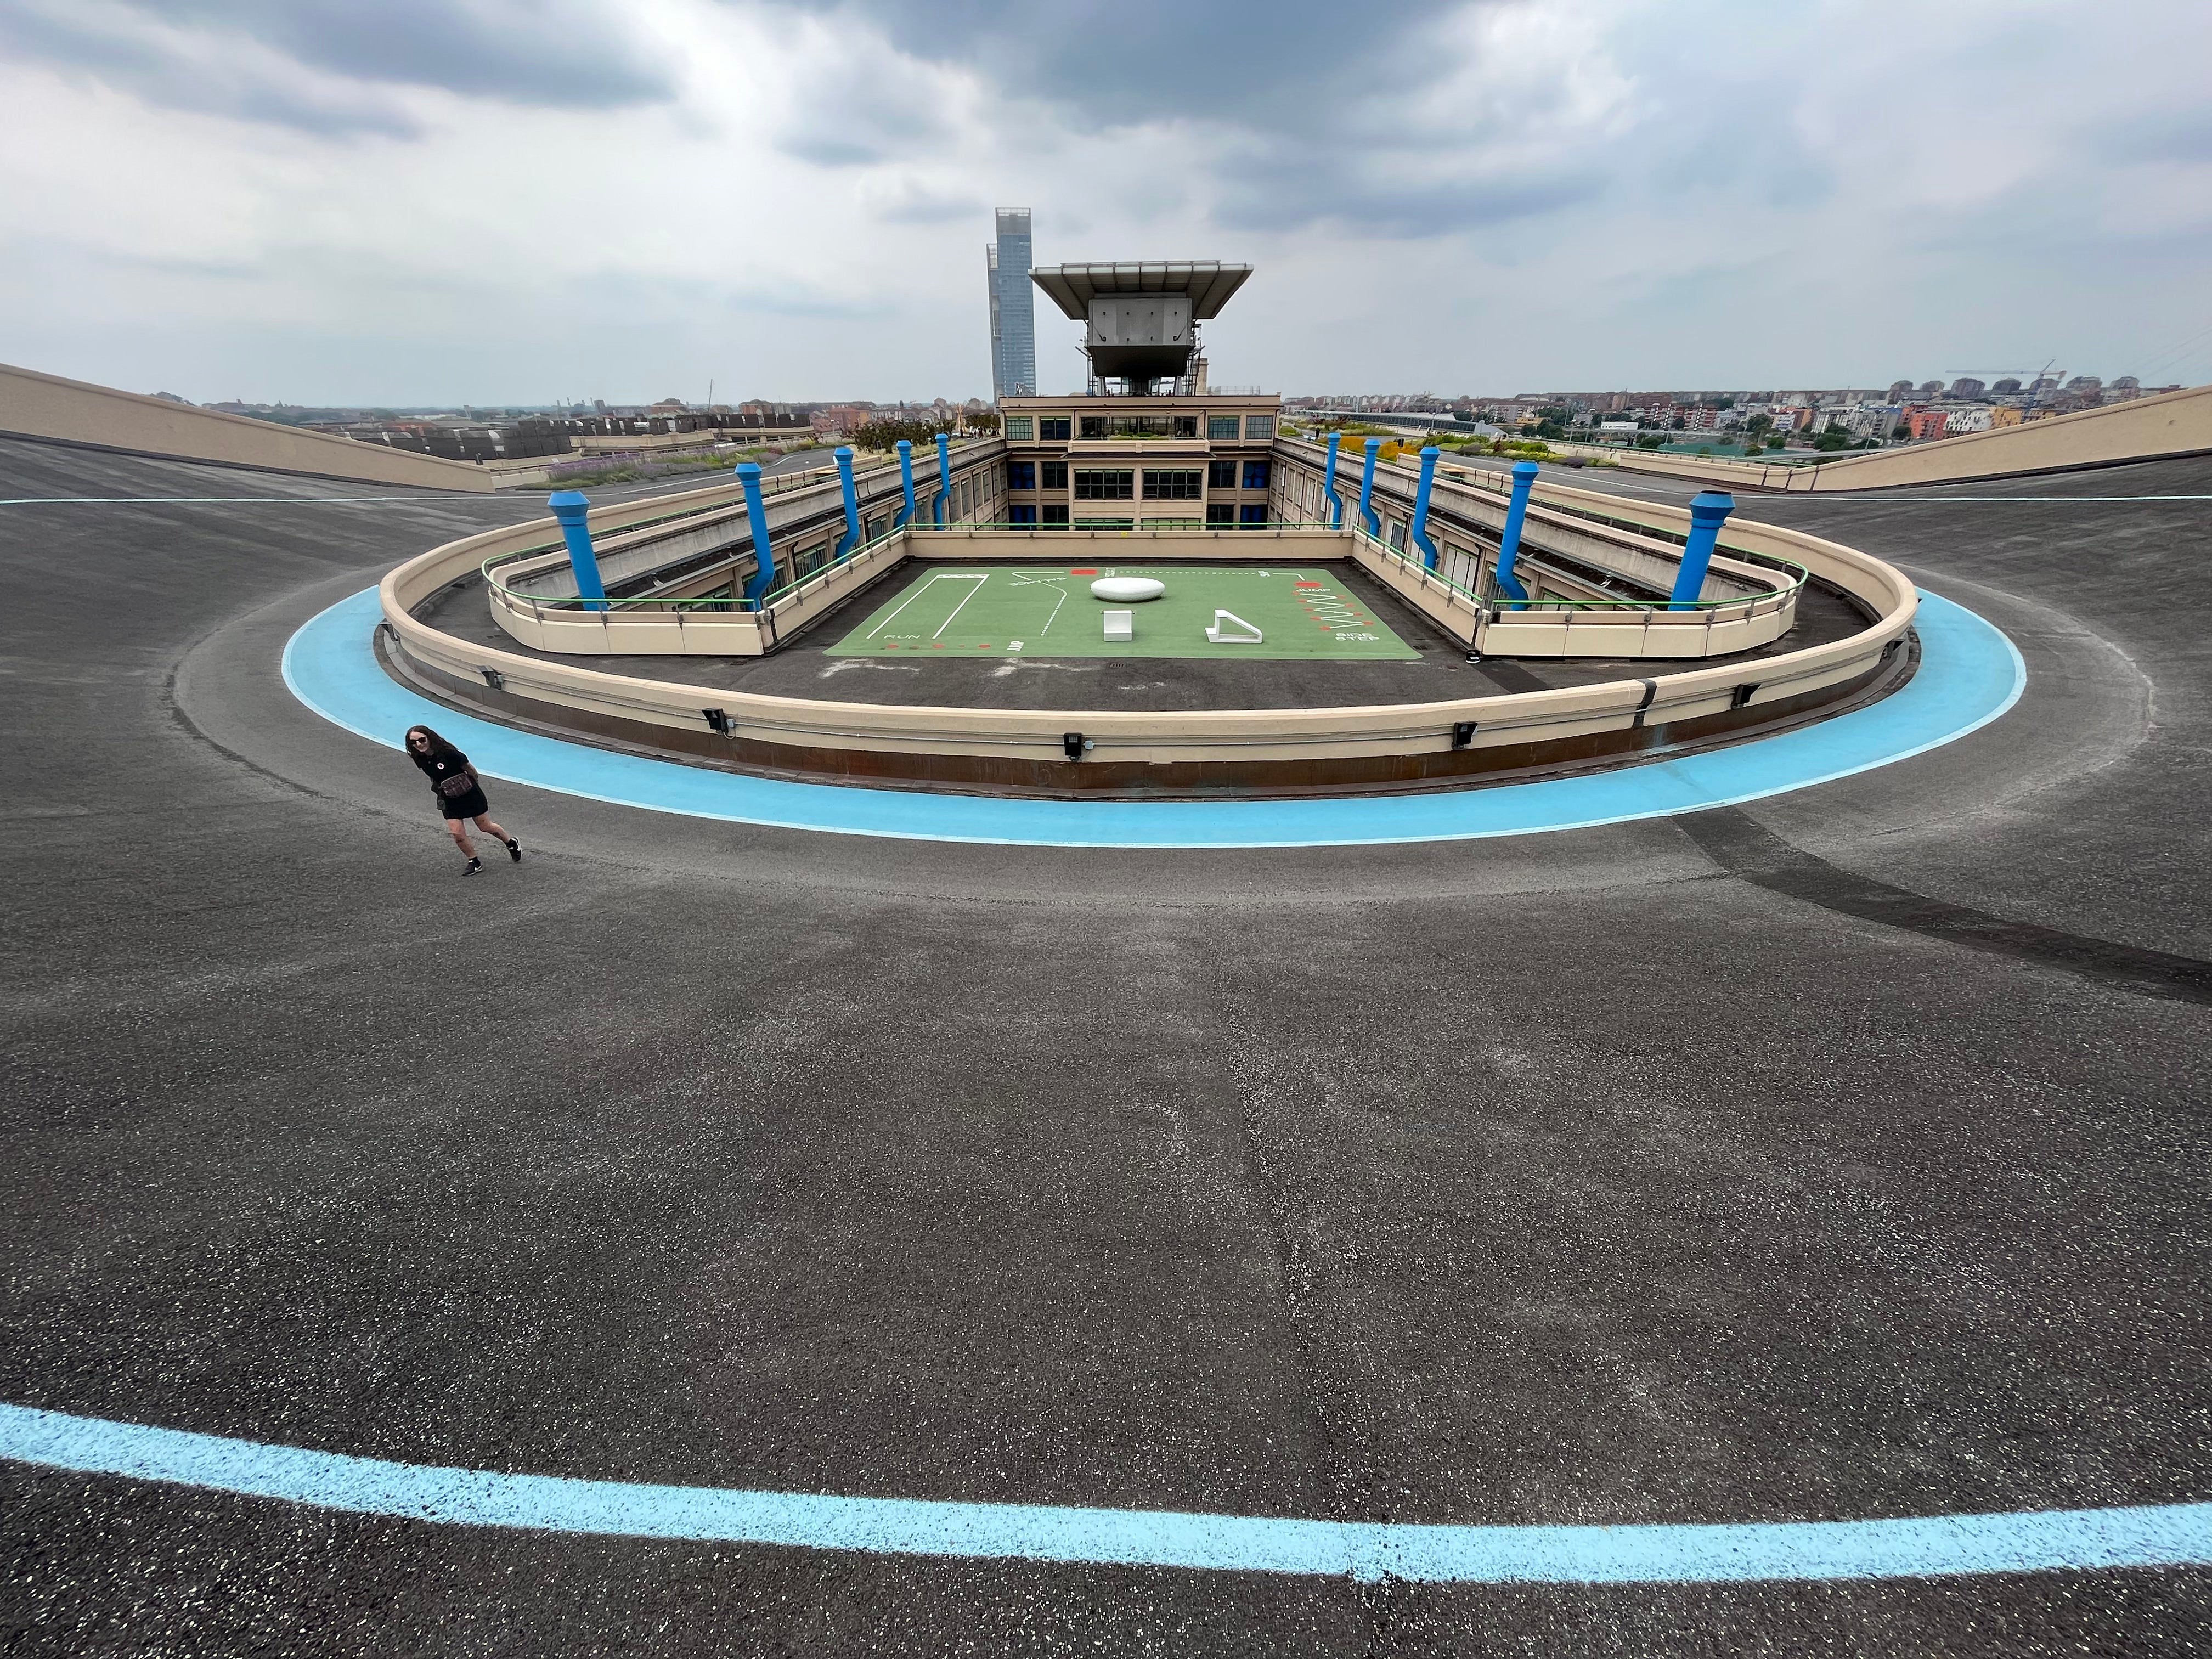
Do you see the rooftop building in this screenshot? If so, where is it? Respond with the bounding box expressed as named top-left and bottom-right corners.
top-left (1030, 260), bottom-right (1254, 396)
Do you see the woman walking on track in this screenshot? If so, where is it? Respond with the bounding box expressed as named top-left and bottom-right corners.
top-left (405, 725), bottom-right (522, 876)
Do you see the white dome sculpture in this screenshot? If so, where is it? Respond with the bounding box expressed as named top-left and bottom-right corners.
top-left (1091, 577), bottom-right (1165, 602)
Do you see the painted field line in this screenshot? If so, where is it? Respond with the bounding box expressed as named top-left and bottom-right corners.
top-left (1000, 568), bottom-right (1073, 634)
top-left (932, 573), bottom-right (989, 639)
top-left (283, 588), bottom-right (2023, 849)
top-left (4, 1404), bottom-right (2208, 1583)
top-left (866, 572), bottom-right (978, 639)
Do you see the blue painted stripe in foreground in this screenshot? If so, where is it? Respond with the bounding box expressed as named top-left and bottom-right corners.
top-left (283, 588), bottom-right (2023, 849)
top-left (4, 1403), bottom-right (2208, 1582)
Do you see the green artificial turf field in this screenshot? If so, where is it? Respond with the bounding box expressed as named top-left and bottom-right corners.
top-left (822, 565), bottom-right (1420, 661)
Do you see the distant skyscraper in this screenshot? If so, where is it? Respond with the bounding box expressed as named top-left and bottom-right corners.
top-left (988, 209), bottom-right (1036, 399)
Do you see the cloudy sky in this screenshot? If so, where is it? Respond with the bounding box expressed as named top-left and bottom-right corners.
top-left (2, 0), bottom-right (2208, 404)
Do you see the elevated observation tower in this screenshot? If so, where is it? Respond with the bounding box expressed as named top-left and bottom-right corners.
top-left (1031, 261), bottom-right (1253, 396)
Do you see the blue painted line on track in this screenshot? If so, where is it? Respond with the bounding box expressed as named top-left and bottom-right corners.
top-left (283, 588), bottom-right (2022, 849)
top-left (3, 1404), bottom-right (2206, 1582)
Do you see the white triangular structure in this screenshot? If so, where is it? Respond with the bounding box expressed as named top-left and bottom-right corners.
top-left (1205, 608), bottom-right (1262, 645)
top-left (1102, 608), bottom-right (1134, 640)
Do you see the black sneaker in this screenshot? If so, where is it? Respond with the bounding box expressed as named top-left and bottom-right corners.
top-left (462, 856), bottom-right (484, 876)
top-left (506, 838), bottom-right (523, 863)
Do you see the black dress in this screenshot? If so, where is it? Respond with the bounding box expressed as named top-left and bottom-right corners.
top-left (419, 748), bottom-right (489, 821)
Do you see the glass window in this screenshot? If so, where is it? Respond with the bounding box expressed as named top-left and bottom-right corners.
top-left (1002, 415), bottom-right (1034, 441)
top-left (1008, 504), bottom-right (1038, 527)
top-left (1142, 517), bottom-right (1202, 530)
top-left (1007, 461), bottom-right (1035, 490)
top-left (1174, 416), bottom-right (1198, 438)
top-left (1074, 517), bottom-right (1134, 530)
top-left (1208, 460), bottom-right (1237, 489)
top-left (1042, 503), bottom-right (1070, 526)
top-left (1080, 416), bottom-right (1107, 438)
top-left (1243, 460), bottom-right (1270, 490)
top-left (1244, 415), bottom-right (1275, 441)
top-left (1041, 460), bottom-right (1068, 490)
top-left (865, 515), bottom-right (887, 543)
top-left (1387, 521), bottom-right (1407, 550)
top-left (1074, 469), bottom-right (1133, 500)
top-left (1142, 469), bottom-right (1202, 500)
top-left (1039, 417), bottom-right (1071, 441)
top-left (1207, 415), bottom-right (1240, 439)
top-left (1205, 503), bottom-right (1236, 527)
top-left (1239, 504), bottom-right (1268, 528)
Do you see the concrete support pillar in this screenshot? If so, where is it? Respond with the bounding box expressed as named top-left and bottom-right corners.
top-left (1410, 446), bottom-right (1440, 570)
top-left (735, 462), bottom-right (776, 607)
top-left (547, 490), bottom-right (606, 612)
top-left (1322, 432), bottom-right (1344, 529)
top-left (1492, 460), bottom-right (1539, 605)
top-left (1357, 438), bottom-right (1383, 538)
top-left (1671, 490), bottom-right (1735, 608)
top-left (933, 432), bottom-right (952, 527)
top-left (895, 439), bottom-right (917, 528)
top-left (834, 445), bottom-right (861, 558)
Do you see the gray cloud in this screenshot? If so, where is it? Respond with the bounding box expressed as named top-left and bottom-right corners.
top-left (0, 0), bottom-right (674, 137)
top-left (831, 0), bottom-right (1402, 129)
top-left (824, 0), bottom-right (1618, 239)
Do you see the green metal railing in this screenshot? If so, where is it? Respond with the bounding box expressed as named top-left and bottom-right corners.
top-left (1274, 441), bottom-right (1807, 613)
top-left (489, 515), bottom-right (1352, 619)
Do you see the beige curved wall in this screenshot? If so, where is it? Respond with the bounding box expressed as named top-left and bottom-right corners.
top-left (378, 475), bottom-right (1916, 769)
top-left (1784, 381), bottom-right (2210, 490)
top-left (0, 361), bottom-right (496, 492)
top-left (1527, 381), bottom-right (2209, 493)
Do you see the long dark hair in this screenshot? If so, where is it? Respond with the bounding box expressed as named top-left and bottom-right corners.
top-left (404, 724), bottom-right (462, 773)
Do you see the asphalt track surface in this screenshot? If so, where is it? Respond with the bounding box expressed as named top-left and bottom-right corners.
top-left (4, 434), bottom-right (2210, 1654)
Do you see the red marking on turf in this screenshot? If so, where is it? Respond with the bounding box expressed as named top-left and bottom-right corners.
top-left (1295, 581), bottom-right (1323, 589)
top-left (1070, 567), bottom-right (1099, 575)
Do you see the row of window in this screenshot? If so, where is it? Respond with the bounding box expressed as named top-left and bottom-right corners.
top-left (1006, 460), bottom-right (1270, 493)
top-left (998, 504), bottom-right (1272, 527)
top-left (1002, 413), bottom-right (1276, 443)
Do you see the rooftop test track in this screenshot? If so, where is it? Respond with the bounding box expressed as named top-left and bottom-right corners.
top-left (8, 438), bottom-right (2203, 1654)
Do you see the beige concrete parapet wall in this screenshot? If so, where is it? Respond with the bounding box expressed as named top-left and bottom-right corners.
top-left (379, 477), bottom-right (1916, 770)
top-left (0, 361), bottom-right (496, 492)
top-left (1530, 381), bottom-right (2210, 493)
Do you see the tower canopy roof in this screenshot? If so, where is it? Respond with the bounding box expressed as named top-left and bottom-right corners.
top-left (1030, 262), bottom-right (1252, 321)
